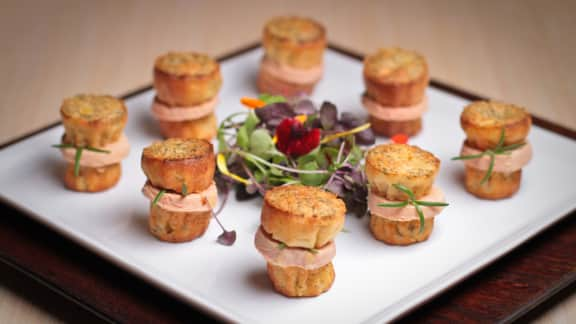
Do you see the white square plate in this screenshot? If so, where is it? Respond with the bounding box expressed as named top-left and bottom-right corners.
top-left (1, 47), bottom-right (575, 323)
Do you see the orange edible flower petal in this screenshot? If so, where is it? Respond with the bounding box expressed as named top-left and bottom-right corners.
top-left (391, 133), bottom-right (409, 144)
top-left (240, 97), bottom-right (266, 109)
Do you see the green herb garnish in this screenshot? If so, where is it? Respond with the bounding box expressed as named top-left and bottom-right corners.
top-left (278, 242), bottom-right (286, 250)
top-left (377, 184), bottom-right (449, 233)
top-left (74, 147), bottom-right (83, 177)
top-left (182, 183), bottom-right (188, 196)
top-left (152, 189), bottom-right (166, 207)
top-left (307, 248), bottom-right (319, 255)
top-left (52, 143), bottom-right (111, 177)
top-left (452, 129), bottom-right (525, 185)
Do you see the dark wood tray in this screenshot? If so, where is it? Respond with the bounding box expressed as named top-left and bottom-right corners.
top-left (0, 43), bottom-right (574, 323)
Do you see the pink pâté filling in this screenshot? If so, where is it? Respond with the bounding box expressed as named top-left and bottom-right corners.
top-left (260, 56), bottom-right (323, 84)
top-left (142, 181), bottom-right (218, 212)
top-left (254, 227), bottom-right (335, 270)
top-left (460, 142), bottom-right (532, 173)
top-left (151, 96), bottom-right (218, 122)
top-left (362, 95), bottom-right (428, 121)
top-left (60, 134), bottom-right (130, 168)
top-left (368, 186), bottom-right (446, 221)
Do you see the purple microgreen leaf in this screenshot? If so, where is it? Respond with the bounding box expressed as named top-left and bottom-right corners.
top-left (355, 128), bottom-right (375, 145)
top-left (340, 112), bottom-right (362, 128)
top-left (212, 198), bottom-right (236, 246)
top-left (255, 102), bottom-right (294, 125)
top-left (320, 101), bottom-right (338, 130)
top-left (325, 177), bottom-right (345, 196)
top-left (217, 230), bottom-right (237, 246)
top-left (293, 99), bottom-right (316, 115)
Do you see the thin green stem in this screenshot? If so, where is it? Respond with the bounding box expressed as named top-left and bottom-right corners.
top-left (377, 201), bottom-right (409, 208)
top-left (234, 150), bottom-right (328, 175)
top-left (480, 154), bottom-right (495, 185)
top-left (414, 203), bottom-right (425, 233)
top-left (74, 148), bottom-right (83, 177)
top-left (152, 189), bottom-right (166, 207)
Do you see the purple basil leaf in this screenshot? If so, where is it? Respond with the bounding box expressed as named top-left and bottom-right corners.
top-left (355, 128), bottom-right (375, 145)
top-left (293, 99), bottom-right (316, 115)
top-left (325, 178), bottom-right (345, 197)
top-left (255, 102), bottom-right (295, 124)
top-left (340, 112), bottom-right (362, 128)
top-left (217, 230), bottom-right (237, 246)
top-left (320, 102), bottom-right (338, 130)
top-left (235, 183), bottom-right (259, 201)
top-left (349, 168), bottom-right (365, 184)
top-left (311, 118), bottom-right (322, 129)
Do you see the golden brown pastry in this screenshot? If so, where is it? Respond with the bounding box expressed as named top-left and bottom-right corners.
top-left (141, 138), bottom-right (217, 242)
top-left (258, 16), bottom-right (326, 97)
top-left (64, 163), bottom-right (121, 192)
top-left (457, 101), bottom-right (532, 199)
top-left (154, 52), bottom-right (222, 106)
top-left (58, 94), bottom-right (130, 192)
top-left (255, 185), bottom-right (345, 297)
top-left (61, 94), bottom-right (127, 147)
top-left (261, 185), bottom-right (345, 249)
top-left (365, 143), bottom-right (440, 200)
top-left (362, 47), bottom-right (429, 137)
top-left (148, 205), bottom-right (213, 243)
top-left (141, 138), bottom-right (215, 194)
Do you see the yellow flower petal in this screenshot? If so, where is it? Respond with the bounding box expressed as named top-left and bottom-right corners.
top-left (217, 153), bottom-right (252, 185)
top-left (272, 135), bottom-right (278, 144)
top-left (320, 123), bottom-right (371, 144)
top-left (295, 114), bottom-right (307, 124)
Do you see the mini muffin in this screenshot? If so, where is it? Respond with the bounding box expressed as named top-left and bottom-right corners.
top-left (64, 163), bottom-right (121, 192)
top-left (60, 94), bottom-right (127, 147)
top-left (58, 94), bottom-right (129, 192)
top-left (458, 101), bottom-right (532, 199)
top-left (141, 138), bottom-right (215, 194)
top-left (157, 113), bottom-right (217, 141)
top-left (259, 16), bottom-right (326, 97)
top-left (267, 262), bottom-right (335, 297)
top-left (261, 185), bottom-right (346, 249)
top-left (362, 48), bottom-right (429, 137)
top-left (141, 138), bottom-right (217, 243)
top-left (154, 52), bottom-right (222, 107)
top-left (461, 101), bottom-right (532, 150)
top-left (255, 184), bottom-right (345, 297)
top-left (365, 144), bottom-right (440, 200)
top-left (262, 16), bottom-right (326, 69)
top-left (363, 48), bottom-right (429, 107)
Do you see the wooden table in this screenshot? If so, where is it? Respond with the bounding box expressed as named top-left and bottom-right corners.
top-left (1, 1), bottom-right (574, 322)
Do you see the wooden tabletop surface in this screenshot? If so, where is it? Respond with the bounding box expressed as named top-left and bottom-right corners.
top-left (1, 0), bottom-right (574, 322)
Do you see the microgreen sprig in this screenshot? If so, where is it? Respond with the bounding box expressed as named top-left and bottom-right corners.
top-left (377, 184), bottom-right (449, 233)
top-left (452, 129), bottom-right (525, 184)
top-left (52, 143), bottom-right (111, 176)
